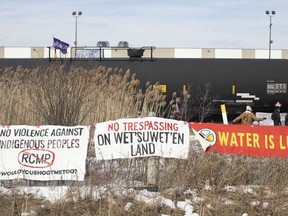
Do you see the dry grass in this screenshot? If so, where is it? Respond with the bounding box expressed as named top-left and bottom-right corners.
top-left (1, 65), bottom-right (288, 215)
top-left (158, 153), bottom-right (288, 215)
top-left (2, 153), bottom-right (288, 215)
top-left (0, 64), bottom-right (168, 155)
top-left (0, 64), bottom-right (167, 125)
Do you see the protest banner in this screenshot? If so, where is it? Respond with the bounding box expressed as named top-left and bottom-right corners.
top-left (191, 122), bottom-right (288, 157)
top-left (76, 49), bottom-right (103, 58)
top-left (94, 117), bottom-right (190, 160)
top-left (0, 125), bottom-right (90, 181)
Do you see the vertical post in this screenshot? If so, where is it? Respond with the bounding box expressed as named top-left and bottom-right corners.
top-left (72, 11), bottom-right (82, 58)
top-left (147, 157), bottom-right (158, 187)
top-left (269, 15), bottom-right (272, 59)
top-left (100, 47), bottom-right (102, 61)
top-left (221, 104), bottom-right (228, 125)
top-left (266, 10), bottom-right (275, 59)
top-left (48, 47), bottom-right (51, 61)
top-left (147, 112), bottom-right (158, 188)
top-left (75, 16), bottom-right (78, 50)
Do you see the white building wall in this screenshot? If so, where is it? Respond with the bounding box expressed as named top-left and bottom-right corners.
top-left (174, 48), bottom-right (202, 58)
top-left (255, 50), bottom-right (269, 59)
top-left (215, 49), bottom-right (242, 58)
top-left (4, 47), bottom-right (31, 58)
top-left (103, 49), bottom-right (112, 58)
top-left (271, 50), bottom-right (282, 59)
top-left (255, 49), bottom-right (282, 59)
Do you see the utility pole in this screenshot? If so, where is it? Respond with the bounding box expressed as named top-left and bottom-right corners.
top-left (265, 10), bottom-right (276, 59)
top-left (72, 11), bottom-right (82, 57)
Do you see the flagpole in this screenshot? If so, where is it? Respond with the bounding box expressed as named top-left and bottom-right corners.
top-left (52, 35), bottom-right (57, 58)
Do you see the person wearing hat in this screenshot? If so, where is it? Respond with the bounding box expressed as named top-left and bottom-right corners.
top-left (271, 102), bottom-right (282, 126)
top-left (232, 105), bottom-right (266, 125)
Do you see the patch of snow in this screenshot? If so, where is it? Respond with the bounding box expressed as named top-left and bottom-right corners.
top-left (177, 199), bottom-right (196, 216)
top-left (124, 202), bottom-right (133, 211)
top-left (224, 185), bottom-right (236, 192)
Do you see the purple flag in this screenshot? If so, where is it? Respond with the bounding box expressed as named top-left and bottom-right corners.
top-left (53, 37), bottom-right (69, 54)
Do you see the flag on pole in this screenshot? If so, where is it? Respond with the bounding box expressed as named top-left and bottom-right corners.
top-left (53, 37), bottom-right (69, 54)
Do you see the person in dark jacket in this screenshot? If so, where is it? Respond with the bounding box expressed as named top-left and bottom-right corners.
top-left (271, 102), bottom-right (282, 126)
top-left (233, 105), bottom-right (266, 125)
top-left (285, 113), bottom-right (288, 126)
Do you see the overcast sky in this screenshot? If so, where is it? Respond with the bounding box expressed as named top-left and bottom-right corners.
top-left (1, 0), bottom-right (288, 49)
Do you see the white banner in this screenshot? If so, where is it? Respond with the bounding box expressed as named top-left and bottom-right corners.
top-left (76, 49), bottom-right (103, 58)
top-left (0, 125), bottom-right (90, 181)
top-left (94, 117), bottom-right (190, 160)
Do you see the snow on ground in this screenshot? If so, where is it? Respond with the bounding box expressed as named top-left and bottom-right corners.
top-left (0, 185), bottom-right (255, 216)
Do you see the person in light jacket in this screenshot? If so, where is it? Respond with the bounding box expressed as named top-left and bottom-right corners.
top-left (233, 105), bottom-right (266, 125)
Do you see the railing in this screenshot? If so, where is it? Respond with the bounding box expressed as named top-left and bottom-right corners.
top-left (47, 46), bottom-right (156, 62)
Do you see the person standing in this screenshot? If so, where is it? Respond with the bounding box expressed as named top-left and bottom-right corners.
top-left (232, 105), bottom-right (266, 125)
top-left (271, 102), bottom-right (282, 126)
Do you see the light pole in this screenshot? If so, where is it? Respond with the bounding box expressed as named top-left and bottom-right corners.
top-left (72, 11), bottom-right (82, 53)
top-left (265, 10), bottom-right (275, 59)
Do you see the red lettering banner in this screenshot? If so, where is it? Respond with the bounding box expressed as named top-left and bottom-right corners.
top-left (190, 122), bottom-right (288, 157)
